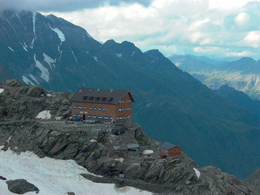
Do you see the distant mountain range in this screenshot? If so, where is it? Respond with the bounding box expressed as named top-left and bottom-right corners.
top-left (1, 10), bottom-right (260, 179)
top-left (169, 54), bottom-right (260, 100)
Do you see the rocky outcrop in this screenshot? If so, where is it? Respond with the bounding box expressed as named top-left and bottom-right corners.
top-left (0, 79), bottom-right (258, 194)
top-left (6, 179), bottom-right (39, 194)
top-left (0, 79), bottom-right (72, 120)
top-left (244, 169), bottom-right (260, 193)
top-left (0, 120), bottom-right (257, 195)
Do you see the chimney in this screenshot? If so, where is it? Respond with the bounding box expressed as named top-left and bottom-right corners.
top-left (110, 89), bottom-right (113, 93)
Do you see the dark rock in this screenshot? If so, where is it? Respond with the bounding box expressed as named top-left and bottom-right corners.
top-left (26, 86), bottom-right (44, 97)
top-left (0, 176), bottom-right (6, 180)
top-left (66, 192), bottom-right (75, 195)
top-left (5, 79), bottom-right (24, 87)
top-left (6, 179), bottom-right (39, 194)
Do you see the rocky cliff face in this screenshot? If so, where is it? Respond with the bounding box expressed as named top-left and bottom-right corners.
top-left (0, 80), bottom-right (257, 194)
top-left (0, 120), bottom-right (256, 195)
top-left (0, 79), bottom-right (71, 120)
top-left (244, 169), bottom-right (260, 193)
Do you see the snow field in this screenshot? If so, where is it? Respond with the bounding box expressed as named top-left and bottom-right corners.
top-left (0, 147), bottom-right (152, 195)
top-left (35, 110), bottom-right (51, 119)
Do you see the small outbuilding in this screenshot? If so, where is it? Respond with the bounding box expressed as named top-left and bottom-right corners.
top-left (160, 142), bottom-right (182, 157)
top-left (127, 144), bottom-right (140, 157)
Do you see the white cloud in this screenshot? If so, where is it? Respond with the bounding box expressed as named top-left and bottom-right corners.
top-left (193, 46), bottom-right (220, 53)
top-left (7, 0), bottom-right (260, 60)
top-left (209, 0), bottom-right (255, 9)
top-left (226, 50), bottom-right (254, 57)
top-left (0, 0), bottom-right (153, 12)
top-left (243, 31), bottom-right (260, 48)
top-left (234, 12), bottom-right (250, 26)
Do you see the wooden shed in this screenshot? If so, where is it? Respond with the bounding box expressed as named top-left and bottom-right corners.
top-left (70, 88), bottom-right (134, 123)
top-left (160, 142), bottom-right (182, 157)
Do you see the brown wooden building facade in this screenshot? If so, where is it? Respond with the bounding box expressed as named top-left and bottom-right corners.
top-left (160, 142), bottom-right (182, 157)
top-left (70, 88), bottom-right (134, 123)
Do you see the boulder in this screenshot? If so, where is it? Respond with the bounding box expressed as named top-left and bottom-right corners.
top-left (6, 179), bottom-right (39, 194)
top-left (26, 86), bottom-right (43, 97)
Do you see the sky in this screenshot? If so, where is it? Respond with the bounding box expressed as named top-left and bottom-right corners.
top-left (1, 0), bottom-right (260, 60)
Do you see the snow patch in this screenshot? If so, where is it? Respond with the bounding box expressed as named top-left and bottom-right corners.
top-left (93, 56), bottom-right (98, 62)
top-left (16, 12), bottom-right (21, 24)
top-left (69, 47), bottom-right (78, 64)
top-left (32, 12), bottom-right (36, 35)
top-left (131, 51), bottom-right (135, 56)
top-left (36, 110), bottom-right (51, 119)
top-left (116, 53), bottom-right (122, 57)
top-left (0, 148), bottom-right (152, 195)
top-left (114, 158), bottom-right (124, 163)
top-left (48, 23), bottom-right (65, 53)
top-left (48, 24), bottom-right (65, 42)
top-left (8, 47), bottom-right (14, 51)
top-left (43, 53), bottom-right (56, 69)
top-left (30, 12), bottom-right (37, 49)
top-left (23, 45), bottom-right (28, 52)
top-left (193, 168), bottom-right (201, 179)
top-left (34, 54), bottom-right (50, 82)
top-left (29, 74), bottom-right (39, 84)
top-left (5, 19), bottom-right (17, 35)
top-left (0, 88), bottom-right (4, 93)
top-left (22, 76), bottom-right (34, 85)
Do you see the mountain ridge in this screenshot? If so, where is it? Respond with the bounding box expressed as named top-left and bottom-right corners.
top-left (1, 9), bottom-right (260, 179)
top-left (169, 54), bottom-right (260, 100)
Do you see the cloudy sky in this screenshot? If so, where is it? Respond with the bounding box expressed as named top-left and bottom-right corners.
top-left (2, 0), bottom-right (260, 60)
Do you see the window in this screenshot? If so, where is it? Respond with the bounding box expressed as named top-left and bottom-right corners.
top-left (92, 115), bottom-right (96, 119)
top-left (74, 106), bottom-right (77, 109)
top-left (126, 107), bottom-right (132, 111)
top-left (78, 106), bottom-right (82, 109)
top-left (127, 100), bottom-right (132, 103)
top-left (99, 108), bottom-right (102, 111)
top-left (98, 116), bottom-right (103, 119)
top-left (122, 100), bottom-right (124, 103)
top-left (102, 97), bottom-right (106, 101)
top-left (119, 117), bottom-right (123, 120)
top-left (116, 117), bottom-right (119, 120)
top-left (83, 96), bottom-right (88, 100)
top-left (88, 115), bottom-right (91, 119)
top-left (73, 114), bottom-right (77, 117)
top-left (95, 97), bottom-right (100, 101)
top-left (108, 97), bottom-right (113, 102)
top-left (118, 108), bottom-right (121, 112)
top-left (90, 107), bottom-right (93, 110)
top-left (89, 97), bottom-right (94, 100)
top-left (102, 108), bottom-right (105, 111)
top-left (83, 106), bottom-right (86, 110)
top-left (110, 117), bottom-right (113, 120)
top-left (104, 116), bottom-right (109, 120)
top-left (93, 107), bottom-right (96, 110)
